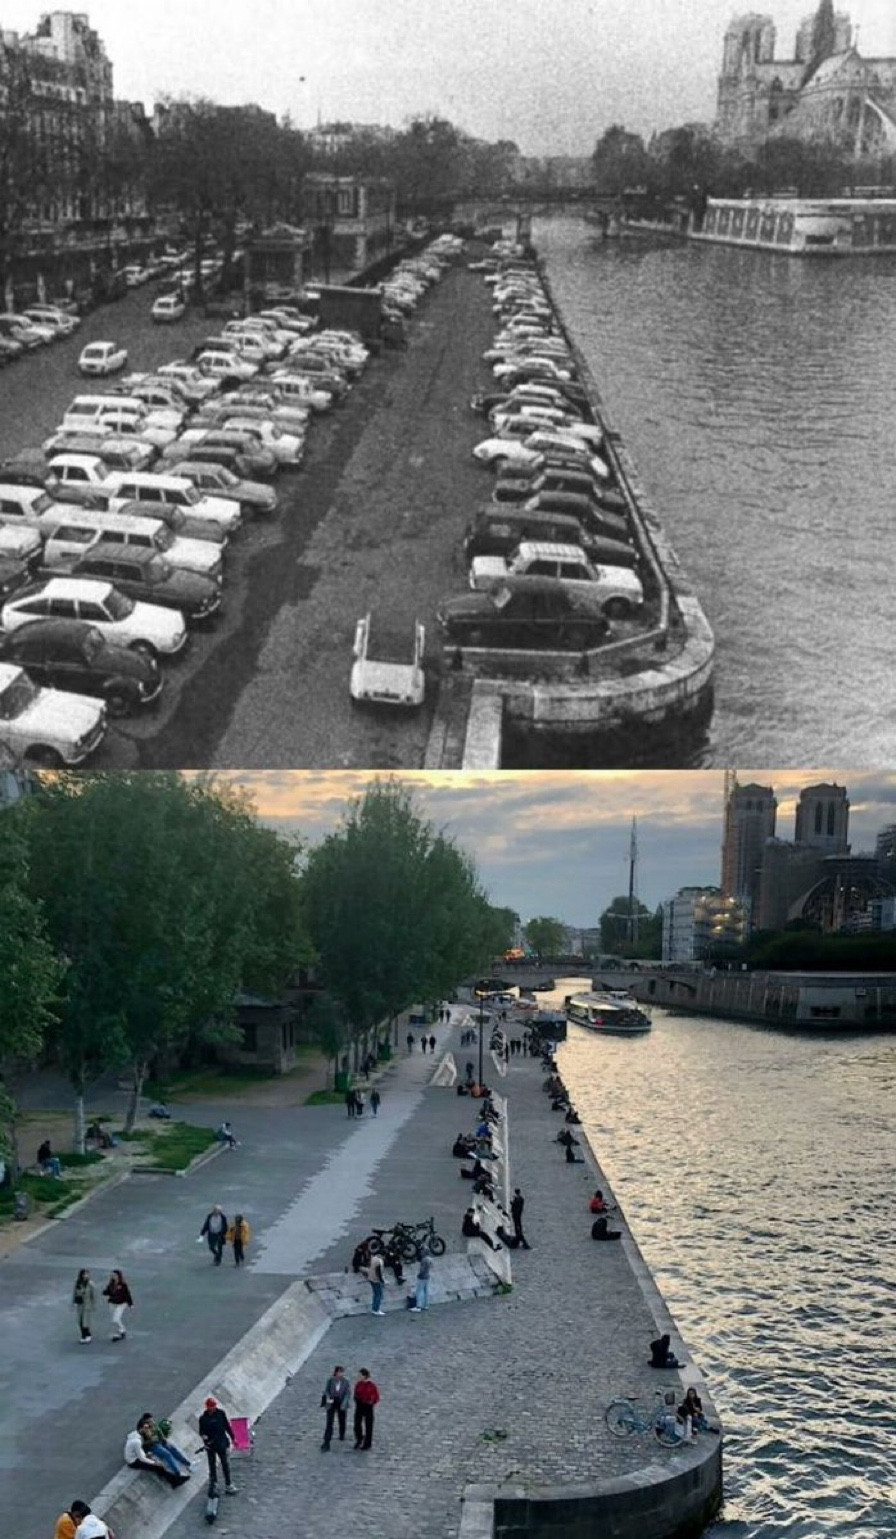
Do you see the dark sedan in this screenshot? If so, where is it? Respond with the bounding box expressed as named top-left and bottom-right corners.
top-left (0, 552), bottom-right (33, 600)
top-left (0, 617), bottom-right (162, 715)
top-left (167, 460), bottom-right (278, 517)
top-left (70, 543), bottom-right (221, 622)
top-left (438, 576), bottom-right (611, 652)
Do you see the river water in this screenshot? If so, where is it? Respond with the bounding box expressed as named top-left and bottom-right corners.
top-left (543, 986), bottom-right (896, 1538)
top-left (534, 217), bottom-right (896, 767)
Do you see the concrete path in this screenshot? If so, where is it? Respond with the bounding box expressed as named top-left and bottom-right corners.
top-left (0, 1023), bottom-right (453, 1538)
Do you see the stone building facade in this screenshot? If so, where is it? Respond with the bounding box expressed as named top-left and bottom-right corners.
top-left (716, 10), bottom-right (896, 156)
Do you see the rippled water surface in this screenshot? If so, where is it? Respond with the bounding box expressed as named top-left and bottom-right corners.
top-left (548, 992), bottom-right (896, 1538)
top-left (534, 218), bottom-right (896, 766)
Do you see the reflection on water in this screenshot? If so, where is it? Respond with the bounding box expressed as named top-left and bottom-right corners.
top-left (534, 218), bottom-right (896, 766)
top-left (542, 985), bottom-right (896, 1538)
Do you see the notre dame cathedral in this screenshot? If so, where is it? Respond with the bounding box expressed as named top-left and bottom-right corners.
top-left (716, 9), bottom-right (896, 156)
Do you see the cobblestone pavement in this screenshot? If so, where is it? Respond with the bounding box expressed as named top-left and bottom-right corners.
top-left (164, 1023), bottom-right (683, 1539)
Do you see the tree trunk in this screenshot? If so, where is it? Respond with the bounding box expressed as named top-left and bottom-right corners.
top-left (123, 1061), bottom-right (148, 1134)
top-left (73, 1089), bottom-right (86, 1156)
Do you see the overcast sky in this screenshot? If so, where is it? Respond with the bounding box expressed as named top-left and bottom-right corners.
top-left (199, 770), bottom-right (896, 928)
top-left (5, 1), bottom-right (895, 153)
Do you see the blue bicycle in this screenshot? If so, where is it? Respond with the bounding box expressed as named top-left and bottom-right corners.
top-left (605, 1390), bottom-right (684, 1447)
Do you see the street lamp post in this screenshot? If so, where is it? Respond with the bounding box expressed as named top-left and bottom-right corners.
top-left (478, 992), bottom-right (485, 1087)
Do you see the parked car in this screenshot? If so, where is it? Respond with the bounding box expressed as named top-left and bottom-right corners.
top-left (167, 461), bottom-right (277, 517)
top-left (71, 543), bottom-right (222, 623)
top-left (0, 314), bottom-right (47, 350)
top-left (469, 541), bottom-right (644, 618)
top-left (151, 293), bottom-right (187, 323)
top-left (1, 577), bottom-right (188, 659)
top-left (437, 576), bottom-right (611, 652)
top-left (77, 341), bottom-right (128, 376)
top-left (350, 614), bottom-right (426, 709)
top-left (0, 659), bottom-right (107, 765)
top-left (0, 618), bottom-right (162, 716)
top-left (0, 484), bottom-right (66, 530)
top-left (23, 305), bottom-right (79, 337)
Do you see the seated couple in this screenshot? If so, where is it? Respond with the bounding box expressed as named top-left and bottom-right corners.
top-left (124, 1415), bottom-right (192, 1486)
top-left (462, 1207), bottom-right (505, 1252)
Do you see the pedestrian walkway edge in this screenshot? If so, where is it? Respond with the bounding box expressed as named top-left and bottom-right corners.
top-left (92, 1280), bottom-right (331, 1539)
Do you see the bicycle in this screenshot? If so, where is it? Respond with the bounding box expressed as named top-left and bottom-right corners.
top-left (366, 1225), bottom-right (420, 1262)
top-left (604, 1390), bottom-right (685, 1448)
top-left (407, 1216), bottom-right (447, 1258)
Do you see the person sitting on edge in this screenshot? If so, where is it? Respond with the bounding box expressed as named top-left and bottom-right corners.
top-left (351, 1239), bottom-right (372, 1274)
top-left (136, 1414), bottom-right (193, 1481)
top-left (591, 1216), bottom-right (622, 1241)
top-left (649, 1332), bottom-right (683, 1369)
top-left (54, 1499), bottom-right (93, 1539)
top-left (557, 1127), bottom-right (579, 1148)
top-left (564, 1107), bottom-right (581, 1124)
top-left (677, 1386), bottom-right (713, 1439)
top-left (461, 1206), bottom-right (502, 1251)
top-left (565, 1142), bottom-right (584, 1164)
top-left (37, 1139), bottom-right (63, 1178)
top-left (123, 1425), bottom-right (189, 1488)
top-left (452, 1133), bottom-right (476, 1158)
top-left (589, 1188), bottom-right (615, 1214)
top-left (216, 1121), bottom-right (237, 1149)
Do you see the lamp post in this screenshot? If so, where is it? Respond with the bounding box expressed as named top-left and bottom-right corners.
top-left (478, 991), bottom-right (485, 1087)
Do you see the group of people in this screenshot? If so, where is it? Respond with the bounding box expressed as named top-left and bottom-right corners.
top-left (70, 1267), bottom-right (133, 1343)
top-left (589, 1188), bottom-right (622, 1242)
top-left (344, 1086), bottom-right (381, 1117)
top-left (199, 1205), bottom-right (251, 1266)
top-left (320, 1366), bottom-right (381, 1450)
top-left (406, 1031), bottom-right (438, 1054)
top-left (122, 1396), bottom-right (240, 1495)
top-left (351, 1238), bottom-right (432, 1315)
top-left (54, 1501), bottom-right (111, 1539)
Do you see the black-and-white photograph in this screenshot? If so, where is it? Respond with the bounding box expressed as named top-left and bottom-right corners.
top-left (1, 1), bottom-right (893, 773)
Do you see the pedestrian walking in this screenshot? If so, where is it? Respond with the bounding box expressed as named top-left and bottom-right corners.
top-left (226, 1213), bottom-right (251, 1266)
top-left (410, 1252), bottom-right (431, 1312)
top-left (366, 1251), bottom-right (386, 1315)
top-left (320, 1364), bottom-right (351, 1449)
top-left (198, 1396), bottom-right (238, 1495)
top-left (355, 1088), bottom-right (366, 1117)
top-left (510, 1188), bottom-right (531, 1249)
top-left (345, 1088), bottom-right (356, 1118)
top-left (352, 1369), bottom-right (380, 1449)
top-left (406, 1032), bottom-right (414, 1053)
top-left (102, 1268), bottom-right (133, 1341)
top-left (428, 1033), bottom-right (436, 1053)
top-left (199, 1205), bottom-right (228, 1265)
top-left (370, 1088), bottom-right (381, 1116)
top-left (72, 1268), bottom-right (95, 1342)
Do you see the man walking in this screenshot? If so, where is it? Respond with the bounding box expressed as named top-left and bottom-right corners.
top-left (370, 1088), bottom-right (381, 1116)
top-left (410, 1252), bottom-right (431, 1312)
top-left (428, 1033), bottom-right (436, 1054)
top-left (406, 1031), bottom-right (414, 1053)
top-left (345, 1087), bottom-right (356, 1118)
top-left (352, 1368), bottom-right (380, 1449)
top-left (510, 1188), bottom-right (531, 1249)
top-left (199, 1205), bottom-right (228, 1265)
top-left (198, 1396), bottom-right (238, 1495)
top-left (320, 1365), bottom-right (351, 1449)
top-left (366, 1251), bottom-right (385, 1315)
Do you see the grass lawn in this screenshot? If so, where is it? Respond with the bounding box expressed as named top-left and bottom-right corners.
top-left (137, 1121), bottom-right (218, 1172)
top-left (305, 1089), bottom-right (344, 1106)
top-left (145, 1045), bottom-right (323, 1101)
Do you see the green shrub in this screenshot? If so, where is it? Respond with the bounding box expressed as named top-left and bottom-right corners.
top-left (59, 1151), bottom-right (103, 1168)
top-left (141, 1122), bottom-right (217, 1172)
top-left (305, 1089), bottom-right (345, 1105)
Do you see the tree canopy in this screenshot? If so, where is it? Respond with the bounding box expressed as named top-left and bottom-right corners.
top-left (523, 916), bottom-right (567, 958)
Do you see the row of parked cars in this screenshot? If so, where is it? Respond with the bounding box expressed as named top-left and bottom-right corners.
top-left (0, 299), bottom-right (375, 767)
top-left (436, 245), bottom-right (645, 655)
top-left (0, 303), bottom-right (81, 366)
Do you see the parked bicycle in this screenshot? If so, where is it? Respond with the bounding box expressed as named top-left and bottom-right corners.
top-left (604, 1390), bottom-right (684, 1447)
top-left (407, 1215), bottom-right (447, 1257)
top-left (366, 1224), bottom-right (421, 1261)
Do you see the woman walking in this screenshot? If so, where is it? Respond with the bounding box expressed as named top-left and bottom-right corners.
top-left (226, 1214), bottom-right (251, 1267)
top-left (72, 1268), bottom-right (95, 1342)
top-left (102, 1268), bottom-right (133, 1341)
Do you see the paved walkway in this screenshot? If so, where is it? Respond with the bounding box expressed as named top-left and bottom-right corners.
top-left (4, 1013), bottom-right (687, 1539)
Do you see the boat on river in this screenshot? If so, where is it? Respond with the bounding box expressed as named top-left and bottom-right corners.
top-left (690, 196), bottom-right (896, 256)
top-left (566, 991), bottom-right (652, 1036)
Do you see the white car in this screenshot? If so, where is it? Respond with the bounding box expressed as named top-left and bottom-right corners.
top-left (0, 484), bottom-right (67, 529)
top-left (23, 305), bottom-right (79, 337)
top-left (523, 432), bottom-right (611, 479)
top-left (469, 541), bottom-right (644, 619)
top-left (195, 349), bottom-right (258, 380)
top-left (151, 293), bottom-right (187, 323)
top-left (2, 578), bottom-right (188, 658)
top-left (472, 436), bottom-right (543, 470)
top-left (0, 523), bottom-right (42, 564)
top-left (210, 415), bottom-right (304, 466)
top-left (78, 341), bottom-right (128, 377)
top-left (156, 361), bottom-right (221, 402)
top-left (350, 614), bottom-right (426, 708)
top-left (0, 661), bottom-right (106, 767)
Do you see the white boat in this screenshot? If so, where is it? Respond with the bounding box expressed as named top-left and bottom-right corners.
top-left (689, 196), bottom-right (896, 257)
top-left (565, 991), bottom-right (652, 1036)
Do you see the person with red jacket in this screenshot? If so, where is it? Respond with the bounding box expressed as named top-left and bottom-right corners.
top-left (352, 1369), bottom-right (380, 1450)
top-left (102, 1269), bottom-right (133, 1341)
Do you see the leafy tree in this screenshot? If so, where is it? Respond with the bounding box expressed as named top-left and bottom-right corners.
top-left (599, 896), bottom-right (661, 956)
top-left (592, 125), bottom-right (652, 198)
top-left (484, 906), bottom-right (520, 957)
top-left (301, 780), bottom-right (497, 1060)
top-left (0, 811), bottom-right (61, 1169)
top-left (22, 774), bottom-right (310, 1141)
top-left (523, 917), bottom-right (567, 959)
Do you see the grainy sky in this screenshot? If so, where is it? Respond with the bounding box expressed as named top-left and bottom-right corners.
top-left (197, 771), bottom-right (896, 926)
top-left (4, 1), bottom-right (895, 153)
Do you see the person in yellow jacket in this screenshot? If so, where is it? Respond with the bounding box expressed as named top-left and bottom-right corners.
top-left (226, 1214), bottom-right (251, 1267)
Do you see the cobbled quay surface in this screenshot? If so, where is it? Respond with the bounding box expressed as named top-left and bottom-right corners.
top-left (159, 1014), bottom-right (681, 1539)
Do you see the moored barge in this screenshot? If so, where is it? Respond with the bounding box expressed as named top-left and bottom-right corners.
top-left (690, 196), bottom-right (896, 256)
